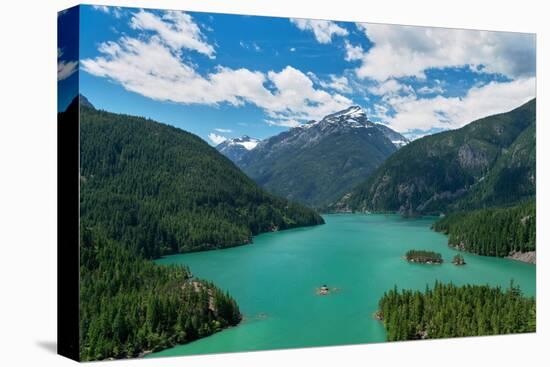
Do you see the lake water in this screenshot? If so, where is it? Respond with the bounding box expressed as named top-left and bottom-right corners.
top-left (150, 214), bottom-right (536, 357)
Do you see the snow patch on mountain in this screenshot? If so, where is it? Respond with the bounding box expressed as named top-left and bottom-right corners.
top-left (296, 105), bottom-right (409, 148)
top-left (221, 136), bottom-right (260, 150)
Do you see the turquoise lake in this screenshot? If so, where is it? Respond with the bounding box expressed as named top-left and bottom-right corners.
top-left (150, 214), bottom-right (536, 357)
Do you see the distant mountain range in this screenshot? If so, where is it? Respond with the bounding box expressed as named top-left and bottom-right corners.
top-left (217, 106), bottom-right (408, 208)
top-left (216, 135), bottom-right (260, 164)
top-left (332, 99), bottom-right (536, 215)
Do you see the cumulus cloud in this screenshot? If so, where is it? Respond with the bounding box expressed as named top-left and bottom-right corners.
top-left (344, 41), bottom-right (364, 61)
top-left (130, 10), bottom-right (215, 58)
top-left (58, 60), bottom-right (78, 81)
top-left (81, 10), bottom-right (353, 127)
top-left (417, 84), bottom-right (445, 95)
top-left (378, 77), bottom-right (535, 133)
top-left (92, 5), bottom-right (110, 13)
top-left (265, 119), bottom-right (301, 128)
top-left (57, 48), bottom-right (78, 81)
top-left (208, 133), bottom-right (227, 145)
top-left (320, 75), bottom-right (352, 93)
top-left (290, 18), bottom-right (348, 44)
top-left (92, 5), bottom-right (123, 18)
top-left (368, 79), bottom-right (414, 96)
top-left (351, 23), bottom-right (535, 81)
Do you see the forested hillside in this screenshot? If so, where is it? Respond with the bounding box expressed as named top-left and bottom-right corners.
top-left (336, 99), bottom-right (535, 215)
top-left (377, 282), bottom-right (535, 341)
top-left (80, 104), bottom-right (324, 258)
top-left (432, 200), bottom-right (535, 257)
top-left (79, 227), bottom-right (241, 360)
top-left (69, 96), bottom-right (324, 360)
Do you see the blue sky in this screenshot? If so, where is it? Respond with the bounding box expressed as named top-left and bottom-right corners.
top-left (58, 5), bottom-right (535, 143)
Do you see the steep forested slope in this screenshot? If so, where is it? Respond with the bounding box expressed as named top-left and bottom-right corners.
top-left (80, 104), bottom-right (324, 258)
top-left (79, 228), bottom-right (241, 360)
top-left (337, 99), bottom-right (535, 215)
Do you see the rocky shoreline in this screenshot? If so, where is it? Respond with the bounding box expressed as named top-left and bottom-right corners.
top-left (506, 251), bottom-right (536, 264)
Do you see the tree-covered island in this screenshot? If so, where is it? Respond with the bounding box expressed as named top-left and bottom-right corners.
top-left (452, 254), bottom-right (466, 265)
top-left (404, 250), bottom-right (443, 264)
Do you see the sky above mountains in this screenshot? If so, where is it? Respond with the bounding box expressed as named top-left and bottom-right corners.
top-left (58, 5), bottom-right (536, 143)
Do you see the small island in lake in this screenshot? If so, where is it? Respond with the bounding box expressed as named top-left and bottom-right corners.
top-left (452, 254), bottom-right (466, 265)
top-left (404, 250), bottom-right (443, 264)
top-left (316, 285), bottom-right (341, 296)
top-left (318, 285), bottom-right (330, 295)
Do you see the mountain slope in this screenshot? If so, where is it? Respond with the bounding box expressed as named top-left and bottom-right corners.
top-left (455, 120), bottom-right (535, 209)
top-left (79, 228), bottom-right (241, 360)
top-left (238, 106), bottom-right (408, 207)
top-left (216, 135), bottom-right (260, 164)
top-left (79, 102), bottom-right (324, 258)
top-left (336, 99), bottom-right (535, 215)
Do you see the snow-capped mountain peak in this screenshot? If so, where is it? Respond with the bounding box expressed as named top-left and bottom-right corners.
top-left (299, 105), bottom-right (370, 130)
top-left (215, 135), bottom-right (261, 163)
top-left (224, 135), bottom-right (260, 150)
top-left (294, 106), bottom-right (409, 148)
top-left (326, 105), bottom-right (366, 120)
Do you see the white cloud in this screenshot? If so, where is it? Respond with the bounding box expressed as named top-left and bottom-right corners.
top-left (58, 60), bottom-right (78, 81)
top-left (290, 19), bottom-right (348, 44)
top-left (92, 5), bottom-right (123, 18)
top-left (417, 84), bottom-right (445, 95)
top-left (239, 41), bottom-right (261, 52)
top-left (57, 48), bottom-right (77, 81)
top-left (214, 128), bottom-right (232, 133)
top-left (92, 5), bottom-right (109, 13)
top-left (368, 79), bottom-right (414, 96)
top-left (351, 23), bottom-right (535, 81)
top-left (320, 75), bottom-right (352, 93)
top-left (290, 47), bottom-right (296, 52)
top-left (208, 133), bottom-right (227, 145)
top-left (344, 41), bottom-right (364, 61)
top-left (130, 10), bottom-right (215, 58)
top-left (81, 11), bottom-right (353, 127)
top-left (379, 77), bottom-right (535, 133)
top-left (265, 119), bottom-right (301, 128)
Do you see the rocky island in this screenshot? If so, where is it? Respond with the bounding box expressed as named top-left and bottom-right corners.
top-left (452, 254), bottom-right (466, 265)
top-left (316, 285), bottom-right (340, 296)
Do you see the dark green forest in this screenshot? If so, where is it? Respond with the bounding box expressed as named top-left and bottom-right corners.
top-left (80, 104), bottom-right (324, 258)
top-left (377, 282), bottom-right (535, 341)
top-left (79, 227), bottom-right (241, 360)
top-left (67, 98), bottom-right (325, 360)
top-left (432, 200), bottom-right (535, 257)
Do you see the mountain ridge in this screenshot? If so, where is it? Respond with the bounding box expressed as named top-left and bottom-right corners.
top-left (333, 99), bottom-right (536, 215)
top-left (231, 105), bottom-right (408, 207)
top-left (216, 135), bottom-right (261, 164)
